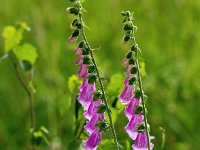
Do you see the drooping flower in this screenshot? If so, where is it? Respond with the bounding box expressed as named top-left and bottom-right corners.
top-left (124, 98), bottom-right (140, 121)
top-left (132, 131), bottom-right (154, 150)
top-left (68, 35), bottom-right (77, 44)
top-left (119, 84), bottom-right (134, 104)
top-left (124, 114), bottom-right (143, 140)
top-left (84, 129), bottom-right (102, 150)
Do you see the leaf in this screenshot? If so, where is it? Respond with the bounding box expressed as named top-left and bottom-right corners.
top-left (80, 0), bottom-right (86, 3)
top-left (13, 43), bottom-right (38, 65)
top-left (67, 74), bottom-right (82, 92)
top-left (2, 26), bottom-right (19, 52)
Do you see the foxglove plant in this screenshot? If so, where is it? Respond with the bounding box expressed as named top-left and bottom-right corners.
top-left (119, 11), bottom-right (154, 150)
top-left (67, 0), bottom-right (119, 149)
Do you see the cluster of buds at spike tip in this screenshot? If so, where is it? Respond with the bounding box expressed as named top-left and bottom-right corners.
top-left (71, 23), bottom-right (106, 150)
top-left (67, 1), bottom-right (82, 43)
top-left (119, 11), bottom-right (154, 150)
top-left (121, 11), bottom-right (138, 44)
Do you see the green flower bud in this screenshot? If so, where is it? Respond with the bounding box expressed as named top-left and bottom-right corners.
top-left (93, 91), bottom-right (102, 101)
top-left (71, 18), bottom-right (79, 28)
top-left (95, 121), bottom-right (107, 132)
top-left (97, 104), bottom-right (107, 113)
top-left (123, 34), bottom-right (131, 43)
top-left (130, 66), bottom-right (138, 74)
top-left (131, 44), bottom-right (137, 52)
top-left (134, 90), bottom-right (142, 98)
top-left (88, 74), bottom-right (97, 84)
top-left (129, 77), bottom-right (136, 85)
top-left (83, 56), bottom-right (91, 64)
top-left (67, 7), bottom-right (79, 15)
top-left (138, 122), bottom-right (150, 132)
top-left (123, 24), bottom-right (133, 31)
top-left (78, 41), bottom-right (85, 48)
top-left (82, 48), bottom-right (90, 55)
top-left (77, 23), bottom-right (82, 29)
top-left (126, 51), bottom-right (133, 59)
top-left (135, 105), bottom-right (143, 114)
top-left (72, 29), bottom-right (79, 37)
top-left (129, 58), bottom-right (135, 65)
top-left (88, 65), bottom-right (95, 73)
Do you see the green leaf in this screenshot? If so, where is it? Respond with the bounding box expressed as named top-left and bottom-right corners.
top-left (13, 43), bottom-right (38, 65)
top-left (80, 0), bottom-right (86, 3)
top-left (2, 26), bottom-right (19, 52)
top-left (67, 74), bottom-right (82, 92)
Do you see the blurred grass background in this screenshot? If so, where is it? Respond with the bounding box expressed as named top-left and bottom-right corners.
top-left (0, 0), bottom-right (200, 149)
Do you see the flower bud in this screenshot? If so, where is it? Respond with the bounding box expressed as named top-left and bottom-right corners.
top-left (82, 48), bottom-right (90, 55)
top-left (134, 105), bottom-right (143, 114)
top-left (77, 23), bottom-right (82, 29)
top-left (126, 51), bottom-right (133, 59)
top-left (83, 56), bottom-right (91, 64)
top-left (130, 66), bottom-right (138, 74)
top-left (123, 24), bottom-right (133, 31)
top-left (88, 65), bottom-right (95, 73)
top-left (134, 90), bottom-right (142, 98)
top-left (97, 104), bottom-right (107, 113)
top-left (123, 34), bottom-right (131, 43)
top-left (129, 77), bottom-right (136, 85)
top-left (67, 7), bottom-right (79, 15)
top-left (129, 58), bottom-right (135, 65)
top-left (88, 74), bottom-right (97, 84)
top-left (72, 29), bottom-right (79, 37)
top-left (131, 44), bottom-right (137, 52)
top-left (95, 121), bottom-right (107, 132)
top-left (93, 91), bottom-right (102, 101)
top-left (78, 41), bottom-right (85, 48)
top-left (70, 18), bottom-right (79, 29)
top-left (138, 122), bottom-right (150, 132)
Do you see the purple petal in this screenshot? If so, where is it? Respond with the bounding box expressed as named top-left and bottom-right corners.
top-left (124, 98), bottom-right (140, 120)
top-left (78, 94), bottom-right (92, 111)
top-left (78, 65), bottom-right (88, 78)
top-left (122, 58), bottom-right (129, 65)
top-left (74, 48), bottom-right (82, 55)
top-left (76, 56), bottom-right (83, 66)
top-left (79, 78), bottom-right (88, 92)
top-left (84, 129), bottom-right (102, 150)
top-left (119, 84), bottom-right (134, 104)
top-left (125, 114), bottom-right (143, 140)
top-left (84, 114), bottom-right (104, 135)
top-left (84, 100), bottom-right (102, 120)
top-left (132, 131), bottom-right (154, 150)
top-left (68, 36), bottom-right (77, 44)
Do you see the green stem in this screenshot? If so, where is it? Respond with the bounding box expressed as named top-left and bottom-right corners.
top-left (134, 39), bottom-right (151, 150)
top-left (9, 54), bottom-right (36, 150)
top-left (78, 12), bottom-right (119, 150)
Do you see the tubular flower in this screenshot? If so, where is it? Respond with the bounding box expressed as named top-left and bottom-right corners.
top-left (119, 53), bottom-right (153, 149)
top-left (132, 131), bottom-right (154, 150)
top-left (74, 43), bottom-right (104, 150)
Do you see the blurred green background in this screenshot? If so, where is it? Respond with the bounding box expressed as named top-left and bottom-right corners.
top-left (0, 0), bottom-right (200, 149)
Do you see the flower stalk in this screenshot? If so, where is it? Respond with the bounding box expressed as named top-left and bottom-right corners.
top-left (119, 11), bottom-right (153, 150)
top-left (67, 1), bottom-right (119, 149)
